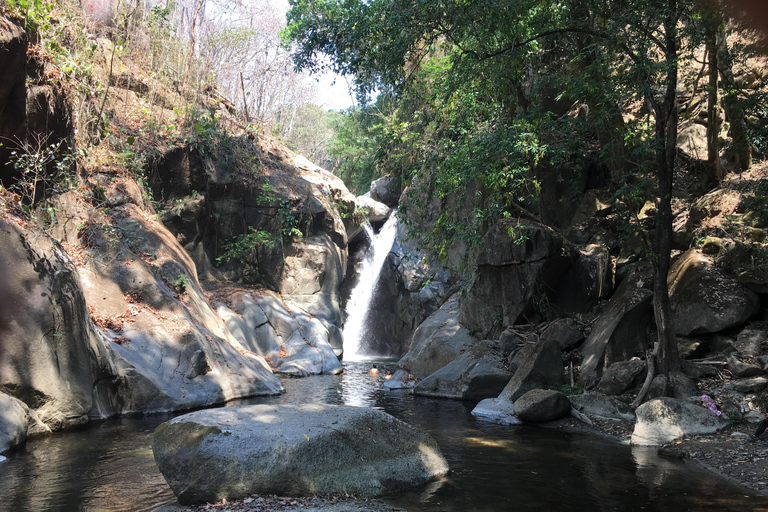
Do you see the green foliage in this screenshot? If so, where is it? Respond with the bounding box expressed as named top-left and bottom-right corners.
top-left (174, 274), bottom-right (189, 295)
top-left (6, 0), bottom-right (55, 32)
top-left (216, 227), bottom-right (274, 266)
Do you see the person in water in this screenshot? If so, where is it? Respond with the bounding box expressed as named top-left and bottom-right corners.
top-left (369, 364), bottom-right (379, 376)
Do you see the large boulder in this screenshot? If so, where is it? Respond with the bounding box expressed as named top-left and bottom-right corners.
top-left (677, 123), bottom-right (708, 160)
top-left (459, 220), bottom-right (575, 336)
top-left (413, 346), bottom-right (511, 400)
top-left (578, 269), bottom-right (653, 388)
top-left (152, 404), bottom-right (449, 504)
top-left (569, 392), bottom-right (635, 422)
top-left (398, 294), bottom-right (475, 379)
top-left (0, 394), bottom-right (28, 454)
top-left (668, 249), bottom-right (759, 336)
top-left (356, 194), bottom-right (391, 223)
top-left (369, 175), bottom-right (401, 207)
top-left (631, 397), bottom-right (729, 445)
top-left (498, 338), bottom-right (564, 402)
top-left (513, 389), bottom-right (571, 423)
top-left (540, 318), bottom-right (585, 350)
top-left (597, 359), bottom-right (646, 396)
top-left (0, 221), bottom-right (115, 430)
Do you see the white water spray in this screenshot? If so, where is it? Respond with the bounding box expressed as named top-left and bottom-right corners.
top-left (342, 213), bottom-right (399, 360)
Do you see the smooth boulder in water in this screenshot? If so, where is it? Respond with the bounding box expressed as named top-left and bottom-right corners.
top-left (152, 403), bottom-right (449, 505)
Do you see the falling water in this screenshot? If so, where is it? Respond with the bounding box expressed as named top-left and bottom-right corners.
top-left (342, 212), bottom-right (399, 360)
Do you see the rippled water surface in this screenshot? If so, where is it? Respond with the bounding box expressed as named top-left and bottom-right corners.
top-left (1, 360), bottom-right (767, 512)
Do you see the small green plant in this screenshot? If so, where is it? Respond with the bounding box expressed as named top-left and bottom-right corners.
top-left (216, 227), bottom-right (274, 266)
top-left (7, 0), bottom-right (55, 32)
top-left (174, 274), bottom-right (189, 294)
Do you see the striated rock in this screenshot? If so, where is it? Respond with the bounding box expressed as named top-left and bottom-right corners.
top-left (597, 359), bottom-right (646, 396)
top-left (398, 294), bottom-right (475, 379)
top-left (578, 269), bottom-right (653, 388)
top-left (74, 204), bottom-right (284, 415)
top-left (0, 220), bottom-right (115, 430)
top-left (513, 389), bottom-right (571, 423)
top-left (631, 397), bottom-right (728, 445)
top-left (152, 404), bottom-right (449, 504)
top-left (498, 338), bottom-right (563, 402)
top-left (413, 346), bottom-right (511, 400)
top-left (569, 392), bottom-right (635, 421)
top-left (471, 398), bottom-right (522, 425)
top-left (669, 250), bottom-right (759, 336)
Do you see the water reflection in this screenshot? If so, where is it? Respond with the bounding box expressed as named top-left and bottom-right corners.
top-left (1, 361), bottom-right (767, 511)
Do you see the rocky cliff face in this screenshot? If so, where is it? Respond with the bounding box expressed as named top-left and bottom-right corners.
top-left (0, 14), bottom-right (362, 454)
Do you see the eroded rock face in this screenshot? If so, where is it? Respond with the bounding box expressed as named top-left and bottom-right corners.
top-left (0, 220), bottom-right (115, 430)
top-left (631, 397), bottom-right (728, 445)
top-left (669, 250), bottom-right (759, 336)
top-left (413, 346), bottom-right (511, 400)
top-left (459, 220), bottom-right (575, 336)
top-left (398, 294), bottom-right (476, 379)
top-left (578, 269), bottom-right (653, 389)
top-left (152, 404), bottom-right (449, 504)
top-left (498, 338), bottom-right (564, 402)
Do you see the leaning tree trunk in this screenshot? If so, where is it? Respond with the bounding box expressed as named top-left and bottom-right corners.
top-left (716, 23), bottom-right (752, 172)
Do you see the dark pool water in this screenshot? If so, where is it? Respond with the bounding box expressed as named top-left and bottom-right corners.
top-left (2, 360), bottom-right (767, 512)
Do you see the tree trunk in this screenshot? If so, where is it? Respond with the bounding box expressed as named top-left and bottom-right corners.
top-left (704, 13), bottom-right (723, 183)
top-left (716, 23), bottom-right (752, 172)
top-left (653, 0), bottom-right (682, 377)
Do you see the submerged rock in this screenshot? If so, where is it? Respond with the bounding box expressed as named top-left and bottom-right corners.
top-left (152, 404), bottom-right (449, 504)
top-left (471, 398), bottom-right (522, 425)
top-left (631, 397), bottom-right (728, 445)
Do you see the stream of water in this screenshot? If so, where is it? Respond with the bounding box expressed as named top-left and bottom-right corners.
top-left (1, 361), bottom-right (768, 512)
top-left (342, 213), bottom-right (399, 360)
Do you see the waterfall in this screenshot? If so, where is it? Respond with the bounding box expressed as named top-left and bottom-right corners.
top-left (342, 212), bottom-right (399, 360)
